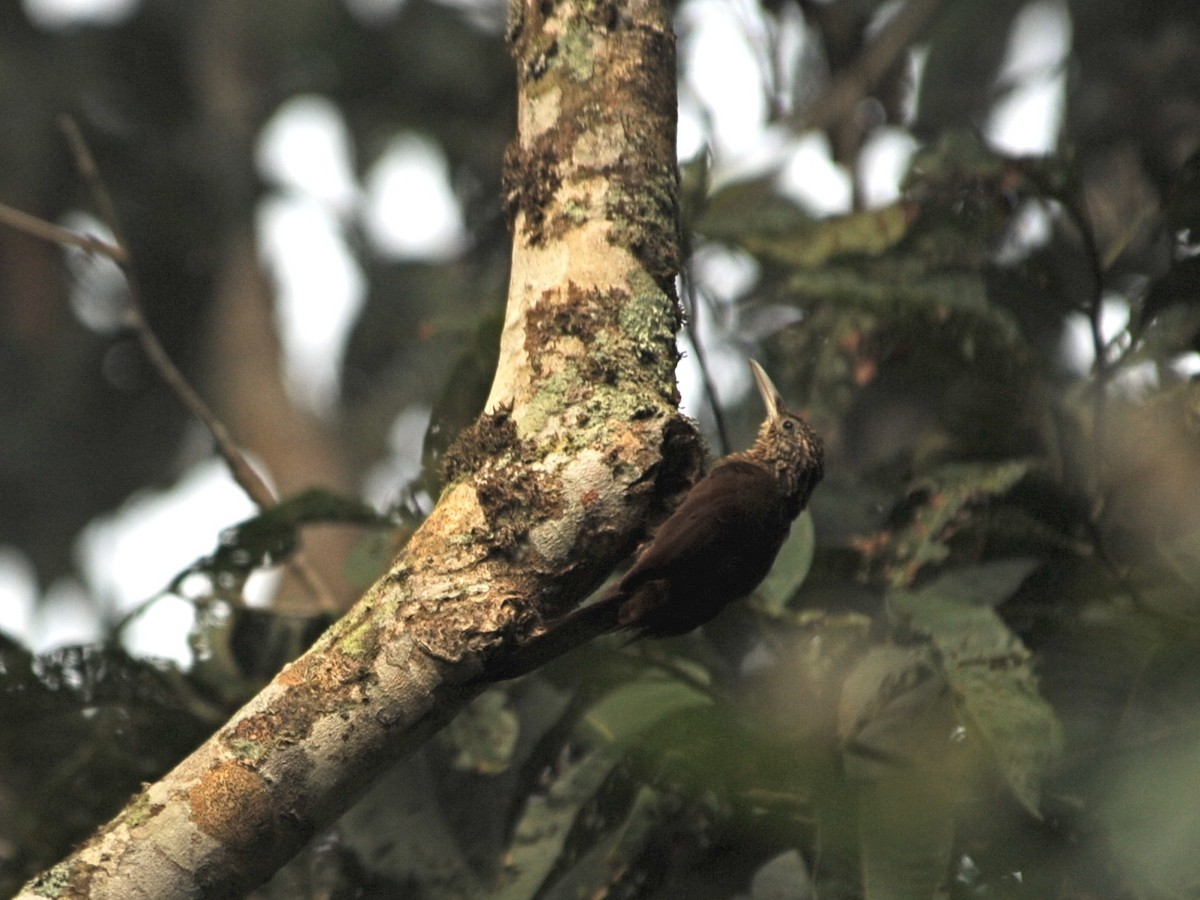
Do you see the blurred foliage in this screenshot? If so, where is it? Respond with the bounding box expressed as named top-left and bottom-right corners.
top-left (2, 0), bottom-right (1200, 898)
top-left (0, 636), bottom-right (218, 888)
top-left (173, 487), bottom-right (396, 594)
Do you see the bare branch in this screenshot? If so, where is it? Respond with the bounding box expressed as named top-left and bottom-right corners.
top-left (0, 200), bottom-right (126, 263)
top-left (58, 115), bottom-right (339, 613)
top-left (801, 0), bottom-right (945, 133)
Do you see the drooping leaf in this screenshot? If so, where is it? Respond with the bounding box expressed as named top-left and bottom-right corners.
top-left (750, 849), bottom-right (813, 900)
top-left (838, 644), bottom-right (948, 774)
top-left (492, 671), bottom-right (710, 898)
top-left (335, 751), bottom-right (486, 899)
top-left (495, 748), bottom-right (626, 900)
top-left (889, 562), bottom-right (1063, 817)
top-left (343, 521), bottom-right (417, 590)
top-left (534, 785), bottom-right (668, 900)
top-left (756, 510), bottom-right (817, 614)
top-left (856, 774), bottom-right (957, 900)
top-left (694, 174), bottom-right (812, 243)
top-left (1138, 255), bottom-right (1200, 333)
top-left (421, 307), bottom-right (503, 494)
top-left (906, 557), bottom-right (1040, 609)
top-left (699, 190), bottom-right (915, 268)
top-left (838, 646), bottom-right (963, 900)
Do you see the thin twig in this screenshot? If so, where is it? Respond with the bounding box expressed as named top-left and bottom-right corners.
top-left (680, 267), bottom-right (731, 456)
top-left (800, 0), bottom-right (945, 132)
top-left (58, 117), bottom-right (280, 511)
top-left (57, 115), bottom-right (339, 613)
top-left (1047, 177), bottom-right (1118, 543)
top-left (0, 201), bottom-right (127, 263)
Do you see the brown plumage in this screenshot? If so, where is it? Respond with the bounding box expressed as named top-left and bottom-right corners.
top-left (497, 361), bottom-right (823, 677)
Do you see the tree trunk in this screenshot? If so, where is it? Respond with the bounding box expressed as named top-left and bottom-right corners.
top-left (17, 1), bottom-right (697, 896)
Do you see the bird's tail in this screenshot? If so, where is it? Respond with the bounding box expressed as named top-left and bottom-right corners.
top-left (490, 589), bottom-right (627, 680)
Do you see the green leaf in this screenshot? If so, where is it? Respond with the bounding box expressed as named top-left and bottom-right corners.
top-left (694, 175), bottom-right (813, 242)
top-left (743, 206), bottom-right (914, 268)
top-left (889, 562), bottom-right (1063, 817)
top-left (343, 524), bottom-right (414, 590)
top-left (750, 850), bottom-right (812, 900)
top-left (903, 558), bottom-right (1040, 610)
top-left (838, 645), bottom-right (952, 776)
top-left (187, 599), bottom-right (333, 704)
top-left (782, 259), bottom-right (1019, 345)
top-left (838, 646), bottom-right (962, 900)
top-left (880, 460), bottom-right (1033, 587)
top-left (578, 671), bottom-right (712, 749)
top-left (1100, 733), bottom-right (1200, 897)
top-left (421, 308), bottom-right (503, 493)
top-left (492, 673), bottom-right (710, 898)
top-left (336, 753), bottom-right (485, 899)
top-left (495, 749), bottom-right (624, 900)
top-left (0, 641), bottom-right (214, 873)
top-left (537, 785), bottom-right (667, 900)
top-left (756, 511), bottom-right (817, 614)
top-left (856, 775), bottom-right (956, 900)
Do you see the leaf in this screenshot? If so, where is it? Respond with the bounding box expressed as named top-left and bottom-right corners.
top-left (838, 645), bottom-right (950, 775)
top-left (889, 563), bottom-right (1063, 817)
top-left (856, 775), bottom-right (957, 900)
top-left (343, 523), bottom-right (415, 590)
top-left (756, 510), bottom-right (817, 614)
top-left (696, 178), bottom-right (914, 268)
top-left (906, 558), bottom-right (1040, 609)
top-left (494, 673), bottom-right (710, 899)
top-left (838, 646), bottom-right (962, 900)
top-left (870, 460), bottom-right (1033, 587)
top-left (739, 205), bottom-right (915, 268)
top-left (578, 672), bottom-right (711, 749)
top-left (495, 749), bottom-right (625, 900)
top-left (785, 262), bottom-right (1012, 336)
top-left (336, 752), bottom-right (485, 899)
top-left (750, 849), bottom-right (813, 900)
top-left (187, 598), bottom-right (333, 703)
top-left (535, 785), bottom-right (667, 900)
top-left (421, 308), bottom-right (503, 493)
top-left (694, 174), bottom-right (812, 241)
top-left (1100, 733), bottom-right (1200, 898)
top-left (1138, 255), bottom-right (1200, 331)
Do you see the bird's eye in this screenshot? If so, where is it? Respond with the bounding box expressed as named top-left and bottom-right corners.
top-left (783, 420), bottom-right (795, 431)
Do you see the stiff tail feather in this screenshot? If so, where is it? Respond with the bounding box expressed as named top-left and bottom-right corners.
top-left (490, 587), bottom-right (628, 680)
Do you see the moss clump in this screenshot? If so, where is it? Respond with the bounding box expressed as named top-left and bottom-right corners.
top-left (441, 405), bottom-right (522, 486)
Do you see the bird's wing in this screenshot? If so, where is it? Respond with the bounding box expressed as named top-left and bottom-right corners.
top-left (618, 460), bottom-right (786, 593)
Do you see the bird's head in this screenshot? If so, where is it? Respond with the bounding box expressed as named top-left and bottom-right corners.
top-left (748, 359), bottom-right (825, 515)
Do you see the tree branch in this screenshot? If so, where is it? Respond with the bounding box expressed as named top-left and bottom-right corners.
top-left (17, 1), bottom-right (696, 896)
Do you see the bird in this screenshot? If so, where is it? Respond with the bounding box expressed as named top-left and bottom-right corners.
top-left (496, 360), bottom-right (824, 678)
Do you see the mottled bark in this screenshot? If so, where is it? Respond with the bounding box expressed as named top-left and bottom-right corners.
top-left (17, 1), bottom-right (695, 897)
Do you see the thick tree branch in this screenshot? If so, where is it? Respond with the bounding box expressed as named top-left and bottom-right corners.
top-left (17, 1), bottom-right (695, 897)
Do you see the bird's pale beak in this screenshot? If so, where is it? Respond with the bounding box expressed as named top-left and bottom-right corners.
top-left (749, 359), bottom-right (785, 422)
